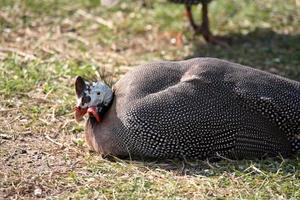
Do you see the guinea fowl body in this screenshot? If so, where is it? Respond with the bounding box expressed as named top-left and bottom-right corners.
top-left (84, 58), bottom-right (300, 160)
top-left (170, 0), bottom-right (211, 5)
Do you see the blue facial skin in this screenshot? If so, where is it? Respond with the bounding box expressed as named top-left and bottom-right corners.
top-left (76, 81), bottom-right (113, 112)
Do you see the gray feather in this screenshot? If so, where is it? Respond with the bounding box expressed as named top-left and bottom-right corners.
top-left (85, 58), bottom-right (300, 160)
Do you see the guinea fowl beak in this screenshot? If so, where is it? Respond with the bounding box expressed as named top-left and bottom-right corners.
top-left (87, 106), bottom-right (101, 122)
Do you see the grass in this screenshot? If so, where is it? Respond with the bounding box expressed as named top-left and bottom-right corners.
top-left (0, 0), bottom-right (299, 199)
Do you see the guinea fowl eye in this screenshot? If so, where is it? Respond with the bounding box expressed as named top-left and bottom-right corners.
top-left (97, 92), bottom-right (100, 95)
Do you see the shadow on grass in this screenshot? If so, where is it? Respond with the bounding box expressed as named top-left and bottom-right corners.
top-left (105, 154), bottom-right (300, 177)
top-left (148, 156), bottom-right (300, 177)
top-left (186, 28), bottom-right (300, 81)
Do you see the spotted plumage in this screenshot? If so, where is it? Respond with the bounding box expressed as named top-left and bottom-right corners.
top-left (75, 58), bottom-right (300, 160)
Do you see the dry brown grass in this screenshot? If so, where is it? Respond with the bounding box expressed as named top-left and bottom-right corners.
top-left (1, 0), bottom-right (300, 199)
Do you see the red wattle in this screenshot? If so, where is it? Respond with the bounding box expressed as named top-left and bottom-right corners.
top-left (74, 107), bottom-right (87, 122)
top-left (87, 107), bottom-right (101, 122)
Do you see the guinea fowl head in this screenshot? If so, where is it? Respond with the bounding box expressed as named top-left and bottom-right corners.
top-left (74, 76), bottom-right (113, 123)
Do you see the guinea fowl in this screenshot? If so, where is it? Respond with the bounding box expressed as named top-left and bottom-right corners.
top-left (74, 58), bottom-right (300, 160)
top-left (170, 0), bottom-right (222, 44)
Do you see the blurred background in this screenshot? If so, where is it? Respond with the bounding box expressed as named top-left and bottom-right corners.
top-left (0, 0), bottom-right (300, 199)
top-left (1, 0), bottom-right (300, 80)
